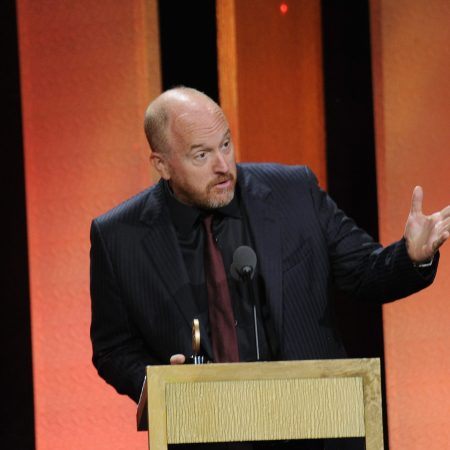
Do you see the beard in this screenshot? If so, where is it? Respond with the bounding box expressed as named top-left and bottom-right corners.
top-left (201, 174), bottom-right (236, 209)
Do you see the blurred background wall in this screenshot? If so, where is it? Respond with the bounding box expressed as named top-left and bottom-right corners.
top-left (370, 0), bottom-right (450, 447)
top-left (1, 0), bottom-right (448, 448)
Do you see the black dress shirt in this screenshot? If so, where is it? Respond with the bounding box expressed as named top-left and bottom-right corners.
top-left (164, 181), bottom-right (272, 362)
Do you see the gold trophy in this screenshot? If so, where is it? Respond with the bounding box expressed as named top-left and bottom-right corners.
top-left (189, 318), bottom-right (206, 364)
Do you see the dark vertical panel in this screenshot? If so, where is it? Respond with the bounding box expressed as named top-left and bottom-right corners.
top-left (322, 0), bottom-right (378, 239)
top-left (158, 1), bottom-right (219, 102)
top-left (0, 1), bottom-right (35, 448)
top-left (322, 0), bottom-right (382, 359)
top-left (321, 1), bottom-right (388, 447)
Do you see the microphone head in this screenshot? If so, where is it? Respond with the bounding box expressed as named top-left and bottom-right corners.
top-left (230, 246), bottom-right (257, 281)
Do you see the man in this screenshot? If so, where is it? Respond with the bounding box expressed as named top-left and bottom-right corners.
top-left (90, 87), bottom-right (449, 447)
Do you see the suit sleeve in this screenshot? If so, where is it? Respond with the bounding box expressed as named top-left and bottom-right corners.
top-left (90, 219), bottom-right (159, 403)
top-left (306, 167), bottom-right (439, 302)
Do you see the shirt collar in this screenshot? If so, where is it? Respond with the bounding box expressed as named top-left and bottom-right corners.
top-left (163, 180), bottom-right (241, 236)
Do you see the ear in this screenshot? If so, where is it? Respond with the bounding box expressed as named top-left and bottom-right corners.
top-left (150, 152), bottom-right (171, 180)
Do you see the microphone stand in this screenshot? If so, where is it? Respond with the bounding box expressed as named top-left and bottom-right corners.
top-left (241, 267), bottom-right (260, 361)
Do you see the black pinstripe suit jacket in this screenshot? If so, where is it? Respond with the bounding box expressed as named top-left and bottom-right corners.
top-left (90, 163), bottom-right (437, 402)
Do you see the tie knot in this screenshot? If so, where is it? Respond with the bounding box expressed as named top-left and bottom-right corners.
top-left (202, 215), bottom-right (213, 234)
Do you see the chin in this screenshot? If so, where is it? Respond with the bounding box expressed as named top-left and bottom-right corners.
top-left (202, 191), bottom-right (235, 210)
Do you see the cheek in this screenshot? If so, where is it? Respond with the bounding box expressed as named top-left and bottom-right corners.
top-left (182, 169), bottom-right (208, 192)
top-left (196, 172), bottom-right (210, 190)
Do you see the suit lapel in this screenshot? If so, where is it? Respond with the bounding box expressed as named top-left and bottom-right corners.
top-left (139, 182), bottom-right (214, 360)
top-left (239, 168), bottom-right (283, 344)
top-left (138, 170), bottom-right (284, 361)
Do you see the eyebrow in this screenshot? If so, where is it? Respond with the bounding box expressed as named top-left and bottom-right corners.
top-left (189, 129), bottom-right (231, 152)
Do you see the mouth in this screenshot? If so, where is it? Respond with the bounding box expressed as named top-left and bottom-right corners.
top-left (210, 175), bottom-right (234, 191)
top-left (216, 179), bottom-right (231, 188)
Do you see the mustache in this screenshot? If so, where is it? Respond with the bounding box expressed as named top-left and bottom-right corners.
top-left (207, 173), bottom-right (235, 189)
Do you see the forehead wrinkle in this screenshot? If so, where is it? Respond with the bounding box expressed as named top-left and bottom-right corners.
top-left (172, 108), bottom-right (227, 146)
top-left (190, 128), bottom-right (230, 151)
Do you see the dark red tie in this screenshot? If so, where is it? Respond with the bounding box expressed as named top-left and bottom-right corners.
top-left (203, 215), bottom-right (239, 362)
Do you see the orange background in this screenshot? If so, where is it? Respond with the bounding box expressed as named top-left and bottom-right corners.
top-left (17, 0), bottom-right (160, 448)
top-left (371, 0), bottom-right (450, 447)
top-left (16, 0), bottom-right (449, 448)
top-left (217, 0), bottom-right (326, 186)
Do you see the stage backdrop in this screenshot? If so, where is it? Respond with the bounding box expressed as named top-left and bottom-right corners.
top-left (17, 0), bottom-right (449, 448)
top-left (17, 0), bottom-right (160, 448)
top-left (18, 1), bottom-right (326, 449)
top-left (371, 0), bottom-right (450, 448)
top-left (217, 0), bottom-right (327, 186)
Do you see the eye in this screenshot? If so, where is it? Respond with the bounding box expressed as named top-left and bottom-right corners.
top-left (222, 139), bottom-right (231, 151)
top-left (194, 151), bottom-right (207, 161)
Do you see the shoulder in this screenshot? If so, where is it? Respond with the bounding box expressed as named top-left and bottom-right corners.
top-left (238, 162), bottom-right (317, 189)
top-left (92, 181), bottom-right (164, 230)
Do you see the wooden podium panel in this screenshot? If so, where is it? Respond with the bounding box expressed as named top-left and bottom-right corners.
top-left (137, 359), bottom-right (383, 450)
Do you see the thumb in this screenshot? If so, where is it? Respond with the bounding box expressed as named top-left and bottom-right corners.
top-left (410, 186), bottom-right (423, 215)
top-left (170, 354), bottom-right (186, 365)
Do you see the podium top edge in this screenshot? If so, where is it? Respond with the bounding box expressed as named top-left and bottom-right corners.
top-left (145, 358), bottom-right (381, 381)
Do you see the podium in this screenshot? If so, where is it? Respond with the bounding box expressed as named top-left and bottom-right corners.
top-left (137, 358), bottom-right (383, 449)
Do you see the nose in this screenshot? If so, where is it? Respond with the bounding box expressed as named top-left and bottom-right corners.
top-left (212, 151), bottom-right (229, 173)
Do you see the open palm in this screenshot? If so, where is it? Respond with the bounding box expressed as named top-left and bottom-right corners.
top-left (404, 186), bottom-right (450, 263)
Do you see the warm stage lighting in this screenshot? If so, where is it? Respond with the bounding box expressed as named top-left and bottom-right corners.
top-left (280, 3), bottom-right (288, 15)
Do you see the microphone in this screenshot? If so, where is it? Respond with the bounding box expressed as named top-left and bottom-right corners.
top-left (230, 246), bottom-right (260, 360)
top-left (230, 246), bottom-right (257, 281)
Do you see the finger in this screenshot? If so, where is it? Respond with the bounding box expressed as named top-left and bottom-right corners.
top-left (434, 217), bottom-right (450, 242)
top-left (170, 354), bottom-right (186, 365)
top-left (439, 216), bottom-right (450, 232)
top-left (439, 205), bottom-right (450, 220)
top-left (410, 186), bottom-right (423, 215)
top-left (433, 230), bottom-right (450, 252)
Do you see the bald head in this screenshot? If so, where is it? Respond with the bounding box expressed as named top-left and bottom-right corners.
top-left (144, 86), bottom-right (236, 209)
top-left (144, 87), bottom-right (223, 155)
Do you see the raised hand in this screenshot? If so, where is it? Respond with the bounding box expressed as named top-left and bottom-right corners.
top-left (404, 186), bottom-right (450, 264)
